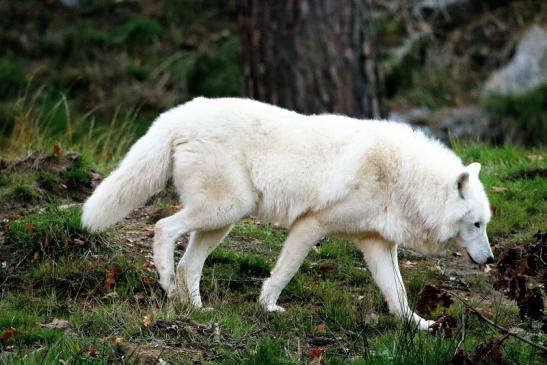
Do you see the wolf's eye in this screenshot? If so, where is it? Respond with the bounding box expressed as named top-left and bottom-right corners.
top-left (474, 222), bottom-right (481, 228)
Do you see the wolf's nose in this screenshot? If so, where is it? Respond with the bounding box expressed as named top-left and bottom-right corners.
top-left (486, 256), bottom-right (494, 264)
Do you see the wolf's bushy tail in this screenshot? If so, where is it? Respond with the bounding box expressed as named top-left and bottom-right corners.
top-left (82, 114), bottom-right (176, 232)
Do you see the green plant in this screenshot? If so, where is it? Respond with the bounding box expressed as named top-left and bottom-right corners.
top-left (6, 205), bottom-right (100, 256)
top-left (0, 57), bottom-right (26, 99)
top-left (113, 18), bottom-right (164, 44)
top-left (187, 36), bottom-right (242, 98)
top-left (483, 85), bottom-right (547, 146)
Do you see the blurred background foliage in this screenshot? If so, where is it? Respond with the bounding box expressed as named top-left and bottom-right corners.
top-left (0, 0), bottom-right (545, 161)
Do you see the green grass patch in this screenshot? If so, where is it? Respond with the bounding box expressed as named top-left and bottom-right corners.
top-left (5, 205), bottom-right (100, 257)
top-left (453, 142), bottom-right (546, 238)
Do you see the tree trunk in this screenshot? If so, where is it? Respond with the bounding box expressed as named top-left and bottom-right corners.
top-left (240, 0), bottom-right (386, 119)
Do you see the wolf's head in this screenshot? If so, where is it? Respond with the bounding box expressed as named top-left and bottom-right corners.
top-left (448, 162), bottom-right (494, 264)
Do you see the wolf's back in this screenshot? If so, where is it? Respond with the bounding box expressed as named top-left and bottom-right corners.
top-left (81, 114), bottom-right (176, 232)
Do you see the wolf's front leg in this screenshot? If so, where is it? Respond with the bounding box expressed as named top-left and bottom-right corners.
top-left (356, 238), bottom-right (434, 331)
top-left (259, 217), bottom-right (326, 312)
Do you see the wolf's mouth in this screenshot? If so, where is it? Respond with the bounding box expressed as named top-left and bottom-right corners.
top-left (466, 251), bottom-right (494, 265)
top-left (467, 252), bottom-right (480, 264)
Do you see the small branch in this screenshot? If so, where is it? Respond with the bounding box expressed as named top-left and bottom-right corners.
top-left (446, 290), bottom-right (547, 353)
top-left (454, 313), bottom-right (466, 355)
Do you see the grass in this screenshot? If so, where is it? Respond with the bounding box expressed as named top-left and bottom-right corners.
top-left (453, 142), bottom-right (546, 239)
top-left (1, 137), bottom-right (545, 363)
top-left (0, 88), bottom-right (139, 168)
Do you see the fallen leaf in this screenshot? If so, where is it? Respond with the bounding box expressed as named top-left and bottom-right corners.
top-left (429, 314), bottom-right (457, 338)
top-left (111, 335), bottom-right (123, 345)
top-left (416, 284), bottom-right (453, 315)
top-left (313, 323), bottom-right (326, 334)
top-left (53, 144), bottom-right (61, 158)
top-left (90, 172), bottom-right (102, 188)
top-left (32, 250), bottom-right (41, 262)
top-left (364, 312), bottom-right (379, 326)
top-left (104, 267), bottom-right (118, 291)
top-left (143, 314), bottom-right (154, 327)
top-left (41, 318), bottom-right (71, 330)
top-left (73, 238), bottom-right (85, 246)
top-left (142, 277), bottom-right (157, 286)
top-left (317, 263), bottom-right (336, 273)
top-left (25, 223), bottom-right (35, 232)
top-left (143, 260), bottom-right (154, 269)
top-left (307, 346), bottom-right (325, 360)
top-left (1, 328), bottom-right (19, 344)
top-left (88, 346), bottom-right (97, 358)
top-left (400, 260), bottom-right (416, 269)
top-left (451, 335), bottom-right (508, 364)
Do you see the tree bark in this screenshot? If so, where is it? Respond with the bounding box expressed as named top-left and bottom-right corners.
top-left (240, 0), bottom-right (386, 119)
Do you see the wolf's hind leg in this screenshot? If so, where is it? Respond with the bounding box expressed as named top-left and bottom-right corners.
top-left (259, 217), bottom-right (326, 312)
top-left (176, 225), bottom-right (233, 307)
top-left (355, 238), bottom-right (434, 331)
top-left (153, 210), bottom-right (193, 296)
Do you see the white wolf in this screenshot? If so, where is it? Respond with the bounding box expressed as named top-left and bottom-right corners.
top-left (82, 97), bottom-right (493, 330)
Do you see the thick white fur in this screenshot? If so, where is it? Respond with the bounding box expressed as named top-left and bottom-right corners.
top-left (82, 97), bottom-right (493, 330)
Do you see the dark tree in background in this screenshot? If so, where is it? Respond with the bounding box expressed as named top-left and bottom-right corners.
top-left (240, 0), bottom-right (387, 118)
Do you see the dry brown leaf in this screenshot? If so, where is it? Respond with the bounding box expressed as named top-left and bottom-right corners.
top-left (143, 314), bottom-right (154, 327)
top-left (313, 323), bottom-right (326, 334)
top-left (1, 327), bottom-right (19, 345)
top-left (317, 263), bottom-right (336, 273)
top-left (308, 346), bottom-right (325, 361)
top-left (400, 260), bottom-right (416, 269)
top-left (416, 284), bottom-right (453, 315)
top-left (142, 259), bottom-right (154, 269)
top-left (53, 144), bottom-right (62, 158)
top-left (73, 238), bottom-right (85, 246)
top-left (104, 267), bottom-right (118, 291)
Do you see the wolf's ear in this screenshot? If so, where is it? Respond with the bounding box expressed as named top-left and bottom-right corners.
top-left (466, 162), bottom-right (481, 177)
top-left (456, 172), bottom-right (469, 198)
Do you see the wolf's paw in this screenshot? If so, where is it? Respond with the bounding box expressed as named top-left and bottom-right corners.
top-left (418, 319), bottom-right (436, 331)
top-left (265, 304), bottom-right (286, 312)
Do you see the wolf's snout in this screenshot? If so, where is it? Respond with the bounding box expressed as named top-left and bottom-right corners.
top-left (466, 250), bottom-right (494, 265)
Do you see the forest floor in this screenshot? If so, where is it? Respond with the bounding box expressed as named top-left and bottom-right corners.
top-left (0, 143), bottom-right (545, 364)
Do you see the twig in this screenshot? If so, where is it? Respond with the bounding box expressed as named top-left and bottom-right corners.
top-left (446, 290), bottom-right (547, 353)
top-left (454, 313), bottom-right (466, 355)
